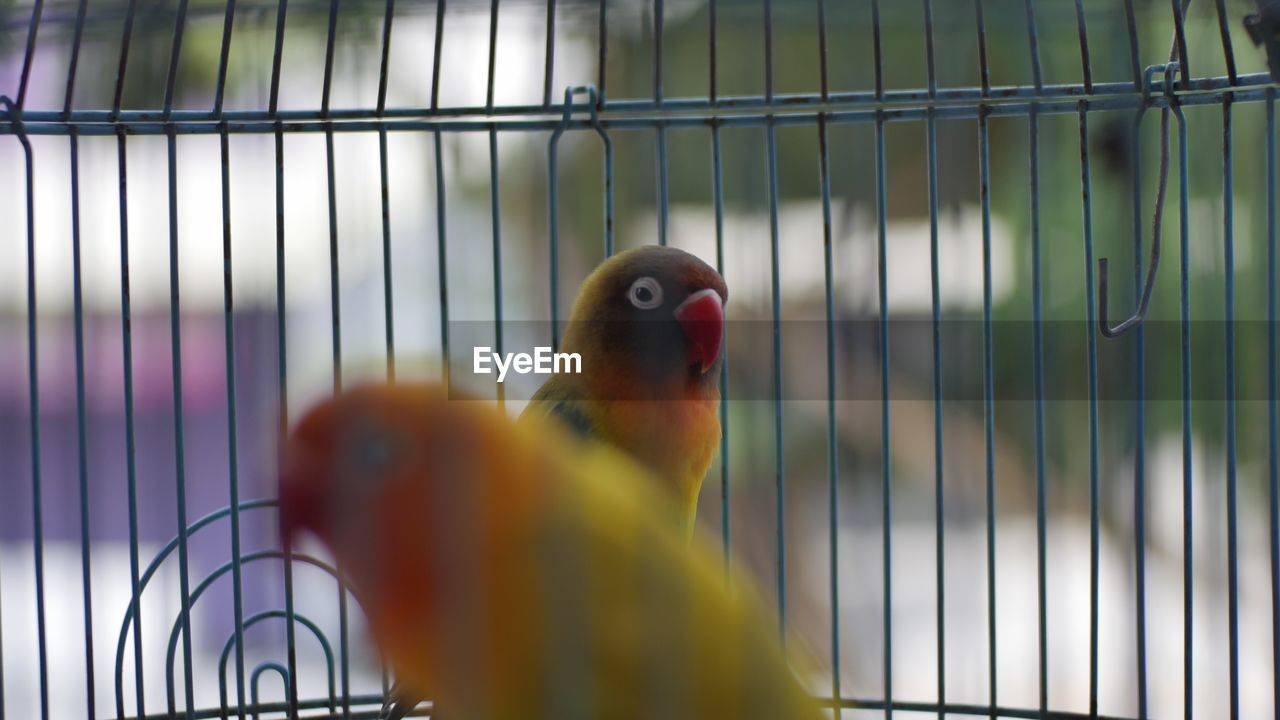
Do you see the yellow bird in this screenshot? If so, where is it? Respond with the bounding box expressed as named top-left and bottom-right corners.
top-left (279, 384), bottom-right (822, 720)
top-left (522, 245), bottom-right (728, 536)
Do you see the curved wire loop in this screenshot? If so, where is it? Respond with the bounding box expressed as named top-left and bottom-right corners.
top-left (218, 610), bottom-right (338, 719)
top-left (164, 550), bottom-right (354, 716)
top-left (112, 500), bottom-right (370, 720)
top-left (249, 662), bottom-right (290, 720)
top-left (114, 499), bottom-right (272, 718)
top-left (1098, 62), bottom-right (1180, 338)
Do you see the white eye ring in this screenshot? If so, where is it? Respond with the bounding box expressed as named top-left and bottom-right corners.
top-left (627, 276), bottom-right (664, 310)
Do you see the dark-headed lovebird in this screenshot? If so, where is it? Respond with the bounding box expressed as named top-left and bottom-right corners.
top-left (279, 384), bottom-right (822, 720)
top-left (521, 245), bottom-right (728, 537)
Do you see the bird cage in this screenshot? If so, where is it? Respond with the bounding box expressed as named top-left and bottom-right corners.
top-left (3, 0), bottom-right (1280, 718)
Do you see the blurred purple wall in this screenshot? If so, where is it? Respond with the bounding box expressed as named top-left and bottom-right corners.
top-left (0, 309), bottom-right (292, 646)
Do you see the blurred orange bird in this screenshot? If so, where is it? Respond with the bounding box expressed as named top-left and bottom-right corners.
top-left (522, 245), bottom-right (728, 536)
top-left (279, 384), bottom-right (822, 720)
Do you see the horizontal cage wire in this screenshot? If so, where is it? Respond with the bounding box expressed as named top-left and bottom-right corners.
top-left (2, 0), bottom-right (1280, 719)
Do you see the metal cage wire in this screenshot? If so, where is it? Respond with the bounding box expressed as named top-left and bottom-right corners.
top-left (2, 0), bottom-right (1280, 719)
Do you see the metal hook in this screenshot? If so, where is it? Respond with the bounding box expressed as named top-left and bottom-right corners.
top-left (551, 86), bottom-right (615, 256)
top-left (1097, 63), bottom-right (1178, 339)
top-left (548, 85), bottom-right (616, 349)
top-left (0, 94), bottom-right (29, 144)
top-left (1098, 252), bottom-right (1160, 338)
top-left (554, 85), bottom-right (606, 135)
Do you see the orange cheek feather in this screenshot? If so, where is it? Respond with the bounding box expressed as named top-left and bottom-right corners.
top-left (587, 375), bottom-right (721, 508)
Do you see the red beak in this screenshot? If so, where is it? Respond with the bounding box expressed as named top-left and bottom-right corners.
top-left (673, 288), bottom-right (724, 374)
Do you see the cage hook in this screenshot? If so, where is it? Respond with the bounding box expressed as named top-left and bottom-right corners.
top-left (548, 85), bottom-right (616, 349)
top-left (554, 85), bottom-right (604, 132)
top-left (549, 85), bottom-right (610, 162)
top-left (1245, 1), bottom-right (1280, 82)
top-left (1097, 63), bottom-right (1178, 339)
top-left (0, 95), bottom-right (28, 141)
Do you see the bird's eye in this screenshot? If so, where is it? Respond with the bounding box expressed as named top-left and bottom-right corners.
top-left (346, 425), bottom-right (398, 475)
top-left (627, 277), bottom-right (664, 310)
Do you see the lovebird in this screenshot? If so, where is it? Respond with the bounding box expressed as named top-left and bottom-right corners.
top-left (279, 384), bottom-right (822, 720)
top-left (522, 245), bottom-right (728, 536)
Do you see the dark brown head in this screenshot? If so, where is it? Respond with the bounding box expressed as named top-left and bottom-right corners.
top-left (562, 246), bottom-right (727, 395)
